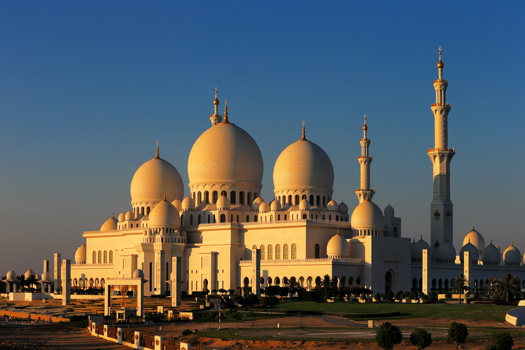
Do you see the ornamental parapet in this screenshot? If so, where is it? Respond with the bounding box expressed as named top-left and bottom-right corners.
top-left (239, 257), bottom-right (362, 266)
top-left (427, 148), bottom-right (455, 153)
top-left (430, 103), bottom-right (451, 108)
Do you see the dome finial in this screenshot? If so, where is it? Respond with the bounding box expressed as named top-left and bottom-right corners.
top-left (362, 114), bottom-right (368, 137)
top-left (222, 99), bottom-right (229, 124)
top-left (163, 192), bottom-right (167, 202)
top-left (336, 227), bottom-right (340, 235)
top-left (472, 224), bottom-right (475, 231)
top-left (111, 211), bottom-right (114, 219)
top-left (437, 47), bottom-right (444, 78)
top-left (155, 141), bottom-right (160, 159)
top-left (301, 120), bottom-right (306, 141)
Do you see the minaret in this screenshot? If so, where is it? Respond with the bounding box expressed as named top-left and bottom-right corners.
top-left (210, 87), bottom-right (222, 126)
top-left (355, 115), bottom-right (375, 203)
top-left (428, 48), bottom-right (455, 246)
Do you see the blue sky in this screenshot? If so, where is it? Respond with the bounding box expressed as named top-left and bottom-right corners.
top-left (0, 1), bottom-right (524, 274)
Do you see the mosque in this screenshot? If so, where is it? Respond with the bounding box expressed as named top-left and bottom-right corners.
top-left (6, 51), bottom-right (525, 297)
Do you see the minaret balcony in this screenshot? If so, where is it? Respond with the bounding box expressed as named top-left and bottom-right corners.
top-left (427, 148), bottom-right (455, 153)
top-left (431, 103), bottom-right (451, 108)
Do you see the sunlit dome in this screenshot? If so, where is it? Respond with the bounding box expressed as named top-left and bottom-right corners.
top-left (75, 242), bottom-right (86, 264)
top-left (132, 269), bottom-right (144, 279)
top-left (182, 195), bottom-right (195, 211)
top-left (24, 269), bottom-right (35, 279)
top-left (125, 210), bottom-right (134, 221)
top-left (351, 201), bottom-right (384, 231)
top-left (259, 201), bottom-right (270, 213)
top-left (327, 231), bottom-right (350, 258)
top-left (252, 197), bottom-right (265, 211)
top-left (273, 125), bottom-right (334, 204)
top-left (118, 212), bottom-right (126, 222)
top-left (270, 199), bottom-right (281, 211)
top-left (462, 226), bottom-right (485, 254)
top-left (130, 146), bottom-right (184, 208)
top-left (41, 271), bottom-right (53, 283)
top-left (299, 198), bottom-right (311, 211)
top-left (100, 213), bottom-right (118, 231)
top-left (216, 195), bottom-right (230, 210)
top-left (503, 243), bottom-right (521, 266)
top-left (188, 117), bottom-right (263, 189)
top-left (149, 198), bottom-right (180, 228)
top-left (327, 199), bottom-right (338, 211)
top-left (5, 270), bottom-right (16, 282)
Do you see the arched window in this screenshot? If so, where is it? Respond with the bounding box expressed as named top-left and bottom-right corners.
top-left (283, 244), bottom-right (289, 259)
top-left (221, 190), bottom-right (227, 197)
top-left (247, 192), bottom-right (252, 205)
top-left (275, 244), bottom-right (281, 259)
top-left (267, 245), bottom-right (273, 260)
top-left (109, 251), bottom-right (113, 264)
top-left (220, 214), bottom-right (226, 223)
top-left (239, 191), bottom-right (245, 205)
top-left (393, 227), bottom-right (398, 237)
top-left (260, 245), bottom-right (265, 260)
top-left (197, 192), bottom-right (202, 205)
top-left (190, 215), bottom-right (194, 225)
top-left (213, 191), bottom-right (218, 203)
top-left (295, 195), bottom-right (300, 205)
top-left (246, 215), bottom-right (250, 222)
top-left (309, 195), bottom-right (314, 204)
top-left (230, 191), bottom-right (236, 204)
top-left (92, 251), bottom-right (96, 264)
top-left (317, 195), bottom-right (321, 206)
top-left (205, 191), bottom-right (210, 204)
top-left (356, 277), bottom-right (361, 285)
top-left (291, 243), bottom-right (297, 259)
top-left (315, 244), bottom-right (320, 258)
top-left (275, 277), bottom-right (280, 285)
top-left (103, 251), bottom-right (108, 264)
top-left (288, 195), bottom-right (292, 204)
top-left (98, 251), bottom-right (102, 264)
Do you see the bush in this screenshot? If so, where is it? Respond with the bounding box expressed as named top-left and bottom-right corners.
top-left (265, 285), bottom-right (280, 296)
top-left (182, 329), bottom-right (193, 336)
top-left (428, 291), bottom-right (437, 303)
top-left (385, 291), bottom-right (394, 302)
top-left (410, 328), bottom-right (432, 350)
top-left (374, 292), bottom-right (381, 301)
top-left (298, 290), bottom-right (320, 301)
top-left (376, 322), bottom-right (403, 350)
top-left (487, 332), bottom-right (513, 350)
top-left (445, 291), bottom-right (452, 298)
top-left (448, 322), bottom-right (468, 349)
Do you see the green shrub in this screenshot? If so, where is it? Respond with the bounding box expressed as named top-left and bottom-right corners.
top-left (487, 331), bottom-right (513, 350)
top-left (182, 329), bottom-right (193, 336)
top-left (376, 322), bottom-right (403, 350)
top-left (448, 322), bottom-right (468, 349)
top-left (410, 328), bottom-right (432, 350)
top-left (395, 290), bottom-right (403, 300)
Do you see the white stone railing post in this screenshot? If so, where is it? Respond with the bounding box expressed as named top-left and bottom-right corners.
top-left (103, 325), bottom-right (109, 337)
top-left (180, 342), bottom-right (191, 350)
top-left (117, 327), bottom-right (123, 344)
top-left (134, 331), bottom-right (142, 347)
top-left (154, 335), bottom-right (164, 350)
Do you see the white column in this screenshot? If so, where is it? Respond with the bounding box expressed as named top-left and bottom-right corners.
top-left (422, 249), bottom-right (431, 295)
top-left (252, 248), bottom-right (261, 297)
top-left (61, 259), bottom-right (71, 305)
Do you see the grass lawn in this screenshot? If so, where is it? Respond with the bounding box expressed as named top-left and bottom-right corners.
top-left (271, 300), bottom-right (515, 322)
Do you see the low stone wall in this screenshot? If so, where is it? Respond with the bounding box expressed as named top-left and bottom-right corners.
top-left (0, 310), bottom-right (69, 323)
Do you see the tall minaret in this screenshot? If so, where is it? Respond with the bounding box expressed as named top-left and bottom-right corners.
top-left (428, 48), bottom-right (455, 246)
top-left (210, 87), bottom-right (222, 126)
top-left (355, 115), bottom-right (375, 203)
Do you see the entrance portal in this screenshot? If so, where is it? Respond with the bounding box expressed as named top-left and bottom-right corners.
top-left (385, 270), bottom-right (394, 294)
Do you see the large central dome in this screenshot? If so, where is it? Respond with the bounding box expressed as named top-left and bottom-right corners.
top-left (187, 98), bottom-right (263, 207)
top-left (188, 122), bottom-right (263, 185)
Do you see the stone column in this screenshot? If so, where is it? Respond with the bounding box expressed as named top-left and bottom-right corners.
top-left (252, 248), bottom-right (261, 297)
top-left (104, 283), bottom-right (111, 316)
top-left (422, 249), bottom-right (431, 295)
top-left (54, 253), bottom-right (62, 293)
top-left (117, 327), bottom-right (123, 344)
top-left (134, 331), bottom-right (141, 347)
top-left (154, 335), bottom-right (164, 350)
top-left (61, 259), bottom-right (71, 305)
top-left (463, 251), bottom-right (471, 293)
top-left (137, 278), bottom-right (144, 317)
top-left (210, 252), bottom-right (217, 292)
top-left (171, 256), bottom-right (182, 307)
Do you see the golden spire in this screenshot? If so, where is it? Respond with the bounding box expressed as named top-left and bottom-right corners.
top-left (163, 192), bottom-right (167, 202)
top-left (336, 228), bottom-right (340, 235)
top-left (362, 114), bottom-right (368, 139)
top-left (437, 47), bottom-right (444, 79)
top-left (301, 120), bottom-right (306, 141)
top-left (213, 87), bottom-right (219, 114)
top-left (155, 141), bottom-right (160, 159)
top-left (222, 99), bottom-right (229, 123)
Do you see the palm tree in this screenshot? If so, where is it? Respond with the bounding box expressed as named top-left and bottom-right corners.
top-left (321, 274), bottom-right (332, 291)
top-left (452, 274), bottom-right (468, 304)
top-left (495, 274), bottom-right (520, 303)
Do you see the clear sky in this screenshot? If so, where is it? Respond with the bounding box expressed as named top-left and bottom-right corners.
top-left (1, 1), bottom-right (524, 274)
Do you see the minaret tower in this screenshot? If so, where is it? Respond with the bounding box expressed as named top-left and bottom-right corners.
top-left (210, 87), bottom-right (222, 126)
top-left (355, 115), bottom-right (375, 203)
top-left (428, 48), bottom-right (455, 246)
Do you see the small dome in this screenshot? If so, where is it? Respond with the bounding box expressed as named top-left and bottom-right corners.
top-left (259, 201), bottom-right (270, 213)
top-left (24, 269), bottom-right (35, 280)
top-left (384, 204), bottom-right (394, 217)
top-left (172, 198), bottom-right (182, 212)
top-left (503, 243), bottom-right (521, 265)
top-left (463, 226), bottom-right (485, 253)
top-left (100, 213), bottom-right (118, 231)
top-left (5, 270), bottom-right (16, 282)
top-left (41, 271), bottom-right (53, 283)
top-left (125, 210), bottom-right (134, 221)
top-left (351, 201), bottom-right (384, 230)
top-left (483, 242), bottom-right (501, 265)
top-left (252, 197), bottom-right (265, 211)
top-left (216, 195), bottom-right (230, 210)
top-left (181, 195), bottom-right (195, 211)
top-left (118, 212), bottom-right (126, 222)
top-left (459, 242), bottom-right (479, 263)
top-left (188, 122), bottom-right (264, 187)
top-left (270, 199), bottom-right (281, 211)
top-left (75, 243), bottom-right (86, 264)
top-left (149, 199), bottom-right (180, 227)
top-left (326, 232), bottom-right (350, 258)
top-left (327, 199), bottom-right (338, 211)
top-left (299, 198), bottom-right (311, 211)
top-left (435, 241), bottom-right (456, 263)
top-left (130, 153), bottom-right (184, 206)
top-left (132, 269), bottom-right (144, 279)
top-left (411, 237), bottom-right (431, 260)
top-left (273, 138), bottom-right (334, 193)
top-left (338, 201), bottom-right (348, 213)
